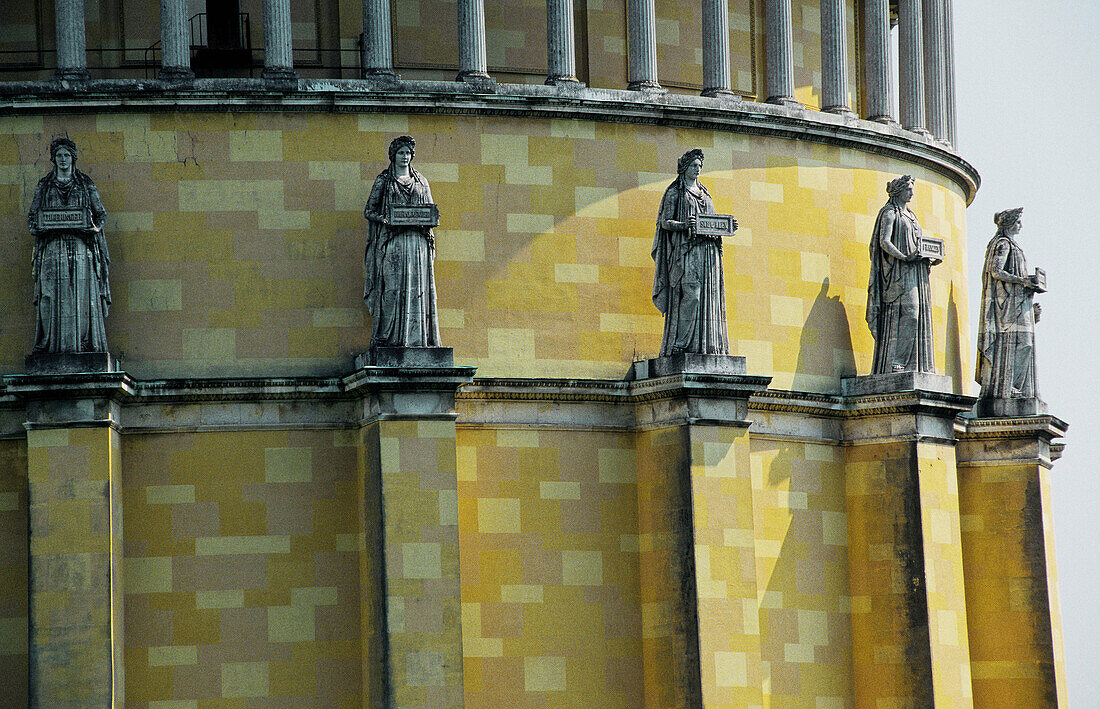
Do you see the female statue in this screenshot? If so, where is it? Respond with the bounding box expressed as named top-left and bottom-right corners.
top-left (865, 175), bottom-right (937, 374)
top-left (363, 135), bottom-right (441, 348)
top-left (651, 148), bottom-right (732, 356)
top-left (27, 137), bottom-right (111, 353)
top-left (976, 207), bottom-right (1041, 400)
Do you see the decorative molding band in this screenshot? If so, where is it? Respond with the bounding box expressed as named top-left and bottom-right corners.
top-left (0, 373), bottom-right (1059, 448)
top-left (0, 78), bottom-right (980, 202)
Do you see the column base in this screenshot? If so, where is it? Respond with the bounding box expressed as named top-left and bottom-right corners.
top-left (158, 66), bottom-right (195, 82)
top-left (868, 114), bottom-right (899, 125)
top-left (975, 396), bottom-right (1047, 418)
top-left (823, 105), bottom-right (855, 116)
top-left (261, 67), bottom-right (298, 86)
top-left (627, 80), bottom-right (665, 93)
top-left (456, 71), bottom-right (496, 91)
top-left (905, 125), bottom-right (933, 138)
top-left (54, 68), bottom-right (90, 82)
top-left (25, 352), bottom-right (117, 375)
top-left (545, 75), bottom-right (584, 88)
top-left (362, 68), bottom-right (401, 87)
top-left (356, 346), bottom-right (455, 368)
top-left (701, 87), bottom-right (741, 101)
top-left (766, 95), bottom-right (804, 108)
top-left (631, 353), bottom-right (747, 379)
top-left (841, 370), bottom-right (952, 396)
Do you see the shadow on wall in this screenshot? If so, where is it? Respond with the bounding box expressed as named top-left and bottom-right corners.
top-left (792, 277), bottom-right (856, 393)
top-left (758, 442), bottom-right (854, 694)
top-left (945, 284), bottom-right (965, 394)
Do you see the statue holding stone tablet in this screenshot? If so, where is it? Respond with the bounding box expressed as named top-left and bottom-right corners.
top-left (27, 138), bottom-right (111, 354)
top-left (865, 175), bottom-right (941, 374)
top-left (651, 148), bottom-right (736, 356)
top-left (976, 207), bottom-right (1043, 405)
top-left (363, 135), bottom-right (442, 349)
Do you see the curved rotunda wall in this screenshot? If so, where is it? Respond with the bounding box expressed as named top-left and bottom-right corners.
top-left (0, 109), bottom-right (970, 391)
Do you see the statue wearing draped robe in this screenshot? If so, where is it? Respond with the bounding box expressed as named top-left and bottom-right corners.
top-left (27, 138), bottom-right (111, 354)
top-left (865, 175), bottom-right (937, 374)
top-left (363, 135), bottom-right (441, 349)
top-left (651, 148), bottom-right (733, 356)
top-left (976, 207), bottom-right (1042, 402)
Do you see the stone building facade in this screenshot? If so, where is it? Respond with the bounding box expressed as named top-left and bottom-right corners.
top-left (0, 0), bottom-right (1067, 706)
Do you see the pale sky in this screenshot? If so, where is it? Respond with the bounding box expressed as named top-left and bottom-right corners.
top-left (955, 2), bottom-right (1100, 701)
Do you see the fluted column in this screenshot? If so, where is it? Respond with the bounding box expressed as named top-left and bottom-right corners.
top-left (922, 0), bottom-right (949, 142)
top-left (457, 0), bottom-right (490, 82)
top-left (627, 0), bottom-right (660, 90)
top-left (819, 0), bottom-right (850, 112)
top-left (54, 0), bottom-right (89, 81)
top-left (362, 0), bottom-right (395, 76)
top-left (862, 0), bottom-right (893, 121)
top-left (546, 0), bottom-right (580, 84)
top-left (159, 0), bottom-right (194, 81)
top-left (898, 0), bottom-right (927, 133)
top-left (945, 0), bottom-right (958, 146)
top-left (262, 0), bottom-right (297, 81)
top-left (701, 0), bottom-right (732, 96)
top-left (765, 0), bottom-right (797, 104)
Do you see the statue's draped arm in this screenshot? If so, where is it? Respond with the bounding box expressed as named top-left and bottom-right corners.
top-left (876, 208), bottom-right (907, 260)
top-left (986, 239), bottom-right (1031, 286)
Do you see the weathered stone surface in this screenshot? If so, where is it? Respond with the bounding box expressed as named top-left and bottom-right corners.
top-left (357, 346), bottom-right (454, 368)
top-left (632, 353), bottom-right (746, 379)
top-left (976, 396), bottom-right (1046, 418)
top-left (841, 370), bottom-right (953, 396)
top-left (25, 352), bottom-right (116, 375)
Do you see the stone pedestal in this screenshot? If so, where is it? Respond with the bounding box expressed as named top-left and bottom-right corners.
top-left (841, 370), bottom-right (952, 396)
top-left (957, 414), bottom-right (1069, 707)
top-left (346, 362), bottom-right (474, 707)
top-left (356, 346), bottom-right (454, 369)
top-left (631, 353), bottom-right (746, 379)
top-left (25, 352), bottom-right (116, 375)
top-left (631, 363), bottom-right (770, 706)
top-left (975, 396), bottom-right (1046, 418)
top-left (841, 382), bottom-right (976, 707)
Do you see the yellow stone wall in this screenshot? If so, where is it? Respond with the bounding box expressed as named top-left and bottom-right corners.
top-left (451, 426), bottom-right (857, 707)
top-left (749, 438), bottom-right (852, 707)
top-left (121, 430), bottom-right (362, 707)
top-left (0, 439), bottom-right (28, 709)
top-left (959, 461), bottom-right (1067, 707)
top-left (0, 111), bottom-right (970, 389)
top-left (456, 427), bottom-right (643, 707)
top-left (26, 425), bottom-right (123, 706)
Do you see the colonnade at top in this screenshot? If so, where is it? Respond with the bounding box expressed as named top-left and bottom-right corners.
top-left (49, 0), bottom-right (956, 146)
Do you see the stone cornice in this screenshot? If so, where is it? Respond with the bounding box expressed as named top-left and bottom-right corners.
top-left (959, 414), bottom-right (1069, 441)
top-left (0, 78), bottom-right (980, 203)
top-left (0, 372), bottom-right (1061, 447)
